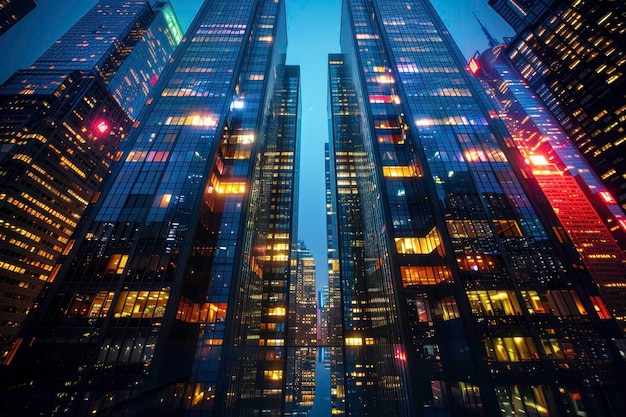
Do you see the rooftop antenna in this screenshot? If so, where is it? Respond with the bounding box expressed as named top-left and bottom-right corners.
top-left (473, 11), bottom-right (500, 49)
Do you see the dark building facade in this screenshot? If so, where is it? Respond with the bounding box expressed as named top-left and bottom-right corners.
top-left (488, 0), bottom-right (626, 219)
top-left (326, 1), bottom-right (626, 416)
top-left (1, 1), bottom-right (303, 416)
top-left (470, 39), bottom-right (626, 328)
top-left (0, 0), bottom-right (180, 362)
top-left (0, 0), bottom-right (35, 36)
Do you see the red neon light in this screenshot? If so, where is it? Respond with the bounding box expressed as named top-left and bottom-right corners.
top-left (94, 120), bottom-right (110, 135)
top-left (599, 191), bottom-right (616, 204)
top-left (468, 58), bottom-right (480, 75)
top-left (369, 95), bottom-right (393, 103)
top-left (150, 74), bottom-right (159, 87)
top-left (619, 219), bottom-right (626, 232)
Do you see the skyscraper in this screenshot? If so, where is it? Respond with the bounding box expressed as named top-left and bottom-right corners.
top-left (0, 0), bottom-right (35, 36)
top-left (488, 0), bottom-right (626, 220)
top-left (327, 1), bottom-right (626, 416)
top-left (291, 241), bottom-right (317, 346)
top-left (0, 0), bottom-right (181, 362)
top-left (19, 0), bottom-right (183, 119)
top-left (1, 1), bottom-right (302, 416)
top-left (470, 36), bottom-right (626, 328)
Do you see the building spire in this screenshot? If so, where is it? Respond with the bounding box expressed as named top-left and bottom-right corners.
top-left (473, 11), bottom-right (500, 49)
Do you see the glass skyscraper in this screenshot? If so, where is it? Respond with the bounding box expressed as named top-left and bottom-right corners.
top-left (470, 37), bottom-right (626, 328)
top-left (1, 1), bottom-right (302, 416)
top-left (291, 241), bottom-right (318, 346)
top-left (0, 0), bottom-right (180, 362)
top-left (326, 0), bottom-right (626, 416)
top-left (488, 0), bottom-right (626, 222)
top-left (0, 0), bottom-right (35, 36)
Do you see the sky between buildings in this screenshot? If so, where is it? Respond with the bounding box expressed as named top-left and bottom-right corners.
top-left (1, 0), bottom-right (513, 291)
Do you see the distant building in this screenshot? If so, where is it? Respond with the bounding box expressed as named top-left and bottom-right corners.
top-left (291, 241), bottom-right (317, 346)
top-left (489, 0), bottom-right (626, 224)
top-left (317, 287), bottom-right (329, 344)
top-left (0, 0), bottom-right (180, 361)
top-left (0, 0), bottom-right (35, 36)
top-left (326, 0), bottom-right (626, 416)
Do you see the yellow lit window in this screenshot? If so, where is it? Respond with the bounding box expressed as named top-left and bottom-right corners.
top-left (113, 290), bottom-right (169, 318)
top-left (345, 337), bottom-right (363, 346)
top-left (486, 337), bottom-right (538, 362)
top-left (382, 165), bottom-right (419, 177)
top-left (401, 265), bottom-right (450, 286)
top-left (520, 291), bottom-right (548, 314)
top-left (268, 307), bottom-right (286, 316)
top-left (395, 228), bottom-right (440, 254)
top-left (467, 290), bottom-right (523, 316)
top-left (159, 194), bottom-right (172, 208)
top-left (264, 370), bottom-right (283, 380)
top-left (540, 339), bottom-right (565, 359)
top-left (106, 254), bottom-right (128, 274)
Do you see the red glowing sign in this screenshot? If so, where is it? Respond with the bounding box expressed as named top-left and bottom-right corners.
top-left (468, 57), bottom-right (480, 75)
top-left (599, 191), bottom-right (616, 204)
top-left (619, 219), bottom-right (626, 232)
top-left (150, 74), bottom-right (159, 87)
top-left (94, 120), bottom-right (110, 136)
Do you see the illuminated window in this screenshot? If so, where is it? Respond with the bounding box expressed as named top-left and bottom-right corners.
top-left (159, 194), bottom-right (172, 208)
top-left (383, 165), bottom-right (420, 177)
top-left (106, 254), bottom-right (128, 274)
top-left (456, 254), bottom-right (497, 272)
top-left (395, 228), bottom-right (440, 254)
top-left (496, 386), bottom-right (552, 417)
top-left (466, 290), bottom-right (523, 316)
top-left (113, 290), bottom-right (169, 318)
top-left (540, 339), bottom-right (565, 359)
top-left (486, 337), bottom-right (538, 362)
top-left (268, 307), bottom-right (286, 316)
top-left (446, 220), bottom-right (493, 239)
top-left (520, 291), bottom-right (548, 314)
top-left (590, 296), bottom-right (611, 319)
top-left (345, 337), bottom-right (363, 346)
top-left (264, 370), bottom-right (283, 380)
top-left (401, 265), bottom-right (450, 286)
top-left (492, 220), bottom-right (523, 237)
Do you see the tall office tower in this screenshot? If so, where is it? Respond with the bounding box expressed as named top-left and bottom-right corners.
top-left (0, 0), bottom-right (180, 363)
top-left (0, 0), bottom-right (35, 36)
top-left (291, 241), bottom-right (317, 346)
top-left (488, 1), bottom-right (626, 222)
top-left (327, 1), bottom-right (626, 416)
top-left (20, 0), bottom-right (182, 119)
top-left (326, 53), bottom-right (370, 416)
top-left (470, 37), bottom-right (626, 327)
top-left (1, 1), bottom-right (302, 416)
top-left (284, 347), bottom-right (316, 417)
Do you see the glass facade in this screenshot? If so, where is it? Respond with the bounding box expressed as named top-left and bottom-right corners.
top-left (0, 0), bottom-right (304, 416)
top-left (291, 241), bottom-right (318, 346)
top-left (14, 0), bottom-right (182, 119)
top-left (327, 0), bottom-right (626, 416)
top-left (0, 72), bottom-right (131, 363)
top-left (489, 0), bottom-right (626, 226)
top-left (472, 43), bottom-right (626, 328)
top-left (0, 0), bottom-right (35, 36)
top-left (0, 0), bottom-right (180, 364)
